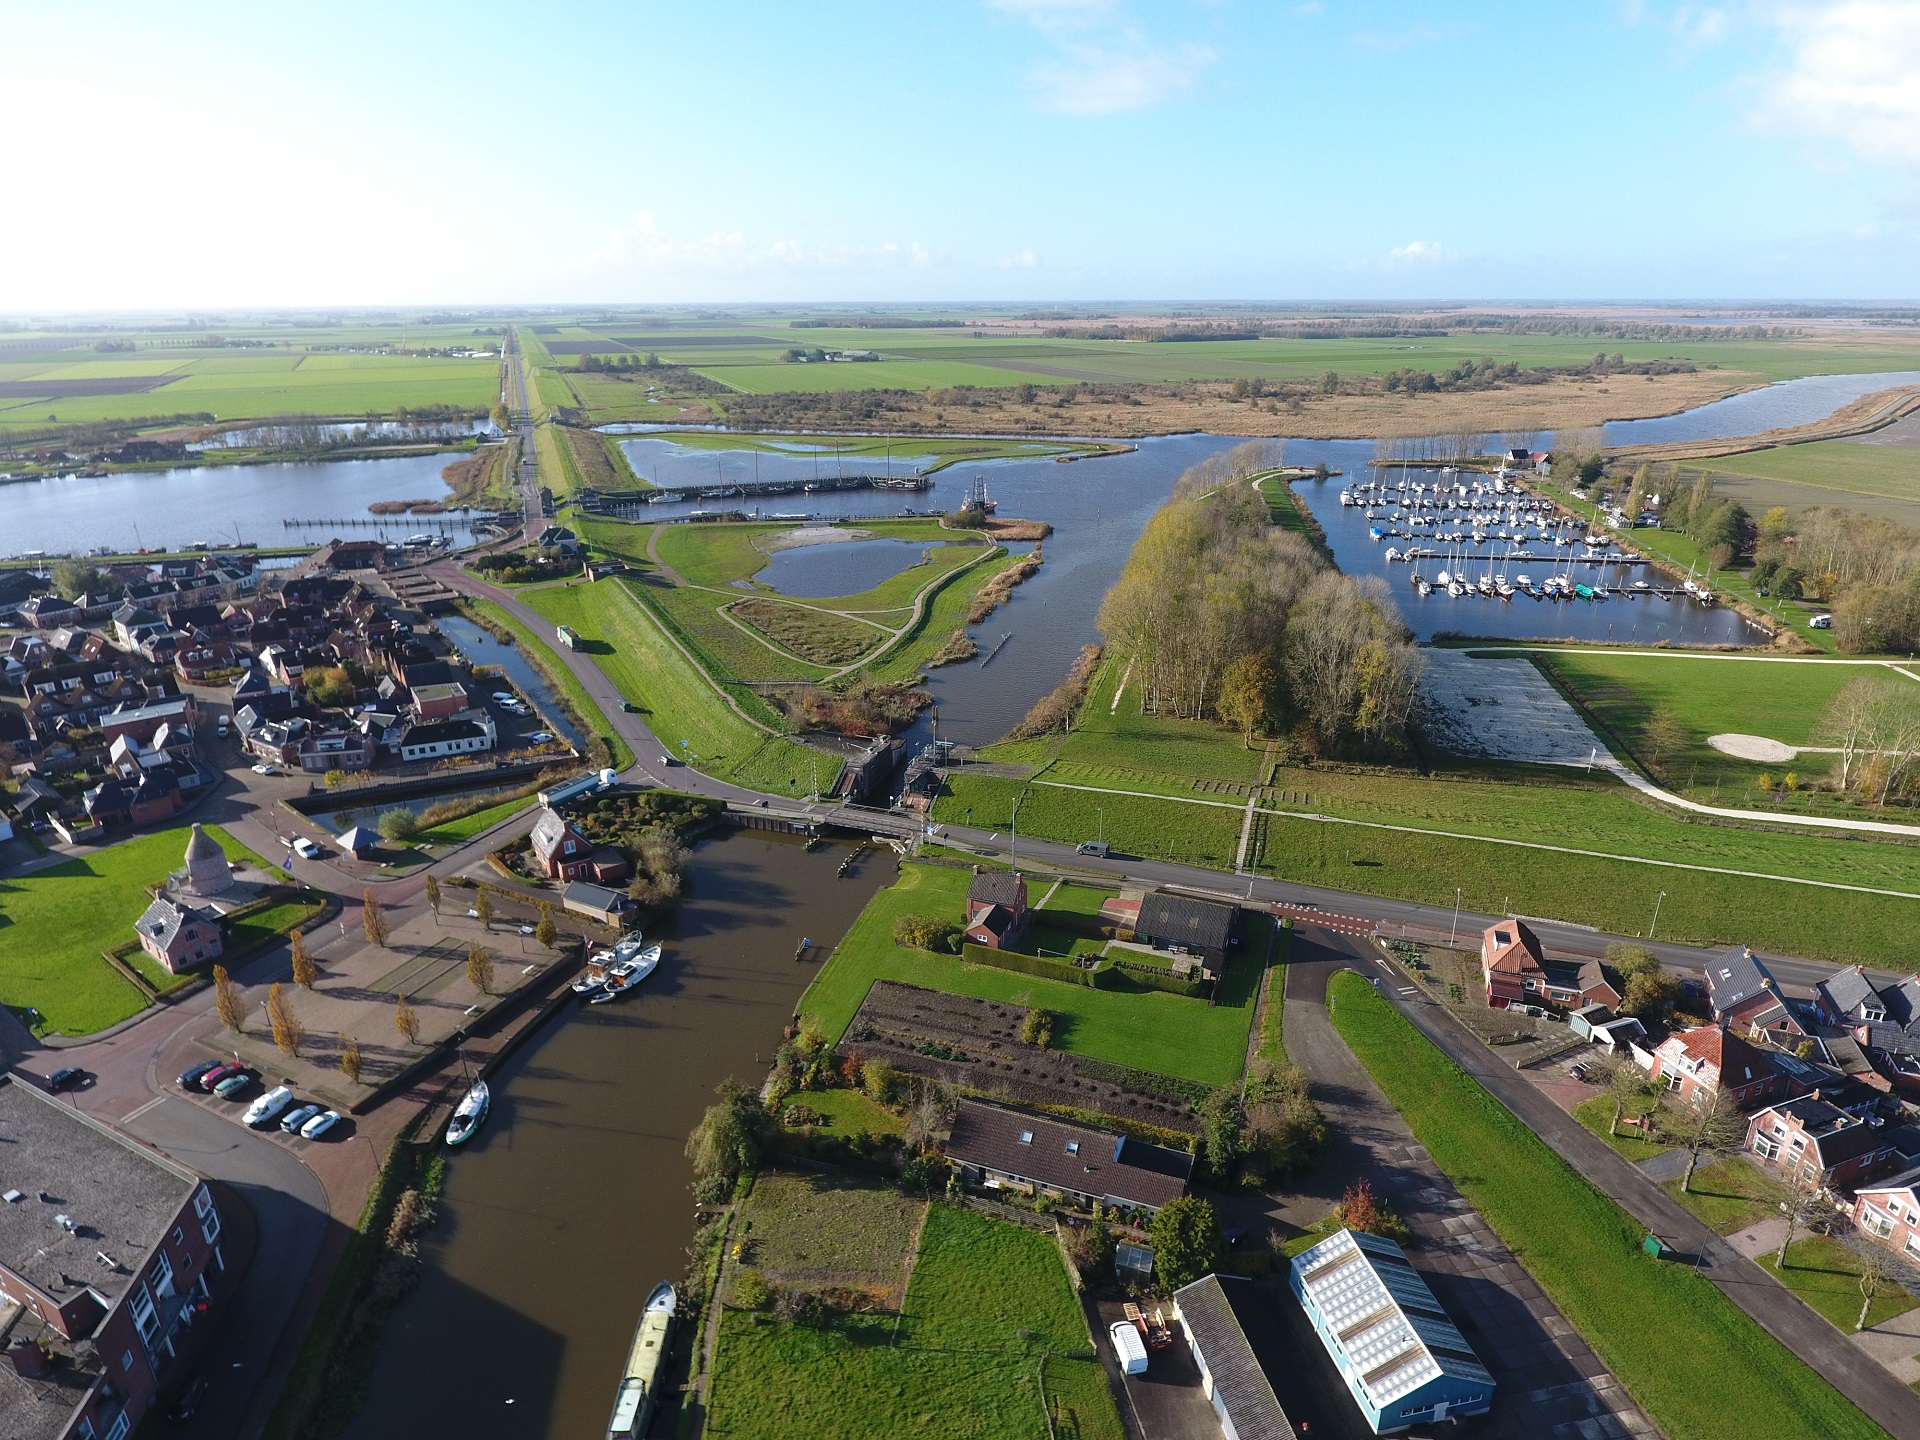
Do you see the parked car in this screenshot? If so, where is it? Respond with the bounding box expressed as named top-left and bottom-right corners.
top-left (300, 1110), bottom-right (342, 1140)
top-left (179, 1060), bottom-right (223, 1091)
top-left (658, 753), bottom-right (677, 766)
top-left (291, 837), bottom-right (320, 859)
top-left (519, 923), bottom-right (536, 936)
top-left (250, 763), bottom-right (277, 776)
top-left (213, 1070), bottom-right (255, 1099)
top-left (527, 731), bottom-right (554, 744)
top-left (244, 1086), bottom-right (294, 1127)
top-left (1810, 613), bottom-right (1834, 629)
top-left (215, 721), bottom-right (229, 738)
top-left (621, 700), bottom-right (641, 713)
top-left (46, 1066), bottom-right (86, 1092)
top-left (1076, 840), bottom-right (1110, 858)
top-left (165, 1374), bottom-right (210, 1423)
top-left (279, 1103), bottom-right (323, 1134)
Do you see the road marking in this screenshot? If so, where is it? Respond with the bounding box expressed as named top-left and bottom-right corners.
top-left (1398, 986), bottom-right (1419, 997)
top-left (122, 1095), bottom-right (167, 1124)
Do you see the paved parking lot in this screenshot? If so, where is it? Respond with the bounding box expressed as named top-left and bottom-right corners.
top-left (1093, 1299), bottom-right (1222, 1440)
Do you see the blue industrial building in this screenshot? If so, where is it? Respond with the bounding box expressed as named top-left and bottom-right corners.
top-left (1289, 1229), bottom-right (1494, 1433)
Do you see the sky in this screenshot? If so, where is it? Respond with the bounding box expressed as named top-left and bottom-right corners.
top-left (4, 0), bottom-right (1919, 309)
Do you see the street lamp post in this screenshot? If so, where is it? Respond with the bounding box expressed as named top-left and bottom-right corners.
top-left (1449, 886), bottom-right (1462, 946)
top-left (1010, 790), bottom-right (1024, 872)
top-left (1650, 890), bottom-right (1667, 940)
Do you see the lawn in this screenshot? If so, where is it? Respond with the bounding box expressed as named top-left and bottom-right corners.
top-left (1571, 1095), bottom-right (1673, 1162)
top-left (1034, 881), bottom-right (1117, 918)
top-left (1713, 438), bottom-right (1920, 506)
top-left (706, 1202), bottom-right (1121, 1440)
top-left (0, 824), bottom-right (268, 1036)
top-left (1664, 1158), bottom-right (1792, 1236)
top-left (1534, 649), bottom-right (1888, 795)
top-left (414, 795), bottom-right (535, 848)
top-left (454, 597), bottom-right (634, 770)
top-left (1767, 1237), bottom-right (1919, 1332)
top-left (1255, 920), bottom-right (1292, 1065)
top-left (1328, 970), bottom-right (1891, 1440)
top-left (800, 863), bottom-right (1261, 1087)
top-left (779, 1087), bottom-right (906, 1137)
top-left (520, 579), bottom-right (830, 794)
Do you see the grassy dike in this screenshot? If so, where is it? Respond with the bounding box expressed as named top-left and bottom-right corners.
top-left (452, 596), bottom-right (634, 770)
top-left (1326, 971), bottom-right (1888, 1440)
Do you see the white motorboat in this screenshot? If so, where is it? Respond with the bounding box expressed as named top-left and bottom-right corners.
top-left (607, 1283), bottom-right (677, 1440)
top-left (447, 1080), bottom-right (489, 1146)
top-left (589, 945), bottom-right (663, 1004)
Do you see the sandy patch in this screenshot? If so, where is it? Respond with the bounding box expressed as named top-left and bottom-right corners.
top-left (757, 525), bottom-right (874, 553)
top-left (1708, 733), bottom-right (1798, 762)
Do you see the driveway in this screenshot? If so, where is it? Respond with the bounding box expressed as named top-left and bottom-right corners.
top-left (1270, 927), bottom-right (1655, 1440)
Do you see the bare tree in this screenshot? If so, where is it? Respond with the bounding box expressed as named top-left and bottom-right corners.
top-left (1673, 1089), bottom-right (1746, 1193)
top-left (1605, 1058), bottom-right (1653, 1138)
top-left (1856, 1235), bottom-right (1901, 1331)
top-left (1776, 1178), bottom-right (1831, 1266)
top-left (338, 1031), bottom-right (364, 1085)
top-left (423, 873), bottom-right (441, 920)
top-left (475, 892), bottom-right (494, 932)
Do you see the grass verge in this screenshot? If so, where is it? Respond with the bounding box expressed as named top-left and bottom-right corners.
top-left (453, 596), bottom-right (633, 770)
top-left (1327, 970), bottom-right (1890, 1440)
top-left (1766, 1238), bottom-right (1919, 1333)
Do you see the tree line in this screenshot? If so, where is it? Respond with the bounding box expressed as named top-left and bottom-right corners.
top-left (1097, 442), bottom-right (1422, 757)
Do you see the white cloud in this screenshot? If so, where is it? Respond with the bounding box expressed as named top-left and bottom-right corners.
top-left (1030, 40), bottom-right (1217, 114)
top-left (990, 0), bottom-right (1218, 114)
top-left (1000, 248), bottom-right (1041, 268)
top-left (1384, 239), bottom-right (1448, 266)
top-left (1756, 1), bottom-right (1920, 165)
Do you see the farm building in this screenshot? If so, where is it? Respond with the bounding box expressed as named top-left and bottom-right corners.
top-left (1170, 1274), bottom-right (1296, 1440)
top-left (1289, 1229), bottom-right (1494, 1433)
top-left (944, 1099), bottom-right (1191, 1216)
top-left (1133, 892), bottom-right (1236, 968)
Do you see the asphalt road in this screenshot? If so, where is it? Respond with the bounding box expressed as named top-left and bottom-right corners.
top-left (122, 1096), bottom-right (334, 1440)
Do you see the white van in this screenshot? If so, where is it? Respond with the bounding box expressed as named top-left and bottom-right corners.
top-left (1108, 1320), bottom-right (1148, 1376)
top-left (1076, 840), bottom-right (1110, 858)
top-left (1810, 613), bottom-right (1833, 630)
top-left (244, 1086), bottom-right (294, 1128)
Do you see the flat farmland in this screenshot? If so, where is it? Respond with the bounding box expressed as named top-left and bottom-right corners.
top-left (1711, 438), bottom-right (1920, 505)
top-left (0, 351), bottom-right (499, 428)
top-left (691, 359), bottom-right (1062, 394)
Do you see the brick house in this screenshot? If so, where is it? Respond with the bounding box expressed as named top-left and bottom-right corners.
top-left (1852, 1168), bottom-right (1920, 1265)
top-left (296, 728), bottom-right (375, 774)
top-left (397, 713), bottom-right (495, 763)
top-left (945, 1098), bottom-right (1192, 1215)
top-left (409, 680), bottom-right (469, 721)
top-left (134, 897), bottom-right (224, 974)
top-left (1746, 1094), bottom-right (1904, 1191)
top-left (530, 806), bottom-right (596, 881)
top-left (1645, 1025), bottom-right (1796, 1111)
top-left (0, 1076), bottom-right (236, 1440)
top-left (1479, 919), bottom-right (1614, 1010)
top-left (963, 870), bottom-right (1029, 950)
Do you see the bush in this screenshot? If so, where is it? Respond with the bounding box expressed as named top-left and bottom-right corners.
top-left (960, 941), bottom-right (1100, 987)
top-left (1021, 1007), bottom-right (1059, 1048)
top-left (733, 1269), bottom-right (773, 1311)
top-left (893, 913), bottom-right (963, 953)
top-left (899, 1153), bottom-right (949, 1194)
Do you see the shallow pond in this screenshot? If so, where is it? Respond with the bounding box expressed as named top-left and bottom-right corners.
top-left (755, 537), bottom-right (974, 598)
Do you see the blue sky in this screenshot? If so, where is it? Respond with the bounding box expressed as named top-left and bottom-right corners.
top-left (4, 0), bottom-right (1917, 308)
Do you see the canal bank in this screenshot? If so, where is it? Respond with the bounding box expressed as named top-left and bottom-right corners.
top-left (343, 828), bottom-right (890, 1440)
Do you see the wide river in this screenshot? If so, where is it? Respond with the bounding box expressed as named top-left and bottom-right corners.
top-left (348, 829), bottom-right (888, 1440)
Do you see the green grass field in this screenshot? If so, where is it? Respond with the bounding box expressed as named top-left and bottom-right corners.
top-left (799, 864), bottom-right (1260, 1086)
top-left (1766, 1238), bottom-right (1918, 1332)
top-left (414, 796), bottom-right (535, 848)
top-left (1328, 971), bottom-right (1891, 1440)
top-left (1713, 438), bottom-right (1920, 505)
top-left (706, 1202), bottom-right (1122, 1440)
top-left (520, 579), bottom-right (829, 794)
top-left (0, 824), bottom-right (268, 1035)
top-left (1572, 1096), bottom-right (1673, 1162)
top-left (779, 1087), bottom-right (906, 1137)
top-left (1664, 1159), bottom-right (1791, 1236)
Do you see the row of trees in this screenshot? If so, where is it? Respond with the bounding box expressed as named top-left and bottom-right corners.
top-left (1099, 443), bottom-right (1422, 755)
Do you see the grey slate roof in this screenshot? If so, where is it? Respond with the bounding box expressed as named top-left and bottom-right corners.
top-left (945, 1098), bottom-right (1191, 1210)
top-left (529, 805), bottom-right (577, 862)
top-left (1135, 892), bottom-right (1237, 954)
top-left (0, 1075), bottom-right (201, 1304)
top-left (1821, 967), bottom-right (1885, 1020)
top-left (136, 896), bottom-right (214, 952)
top-left (1858, 1163), bottom-right (1920, 1198)
top-left (562, 880), bottom-right (630, 913)
top-left (1172, 1275), bottom-right (1296, 1440)
top-left (966, 870), bottom-right (1026, 909)
top-left (1880, 979), bottom-right (1920, 1033)
top-left (1706, 946), bottom-right (1776, 1013)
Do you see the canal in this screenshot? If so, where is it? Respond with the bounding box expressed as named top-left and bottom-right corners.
top-left (345, 829), bottom-right (889, 1440)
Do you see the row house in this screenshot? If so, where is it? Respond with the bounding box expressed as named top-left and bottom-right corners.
top-left (83, 766), bottom-right (183, 826)
top-left (98, 695), bottom-right (197, 747)
top-left (1644, 1025), bottom-right (1798, 1111)
top-left (397, 712), bottom-right (495, 764)
top-left (175, 638), bottom-right (242, 681)
top-left (296, 727), bottom-right (375, 774)
top-left (21, 661), bottom-right (162, 740)
top-left (1746, 1092), bottom-right (1918, 1192)
top-left (1852, 1168), bottom-right (1920, 1267)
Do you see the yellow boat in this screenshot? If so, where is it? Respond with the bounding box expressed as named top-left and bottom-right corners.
top-left (606, 1281), bottom-right (676, 1439)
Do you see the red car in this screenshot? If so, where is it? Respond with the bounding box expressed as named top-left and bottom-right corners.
top-left (196, 1063), bottom-right (241, 1092)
